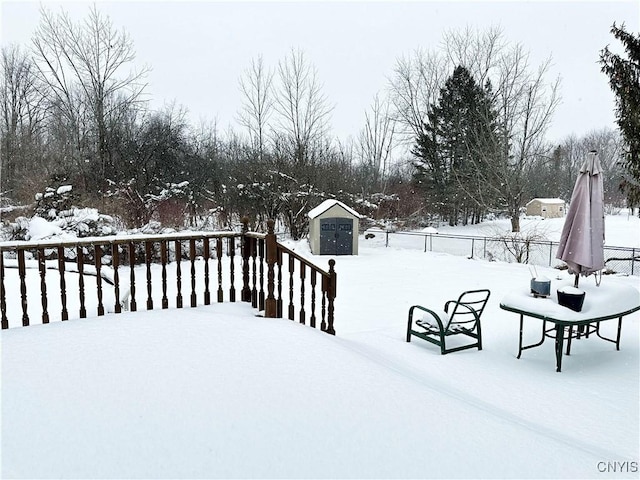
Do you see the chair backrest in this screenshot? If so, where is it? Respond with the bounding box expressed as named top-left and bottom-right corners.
top-left (446, 289), bottom-right (491, 328)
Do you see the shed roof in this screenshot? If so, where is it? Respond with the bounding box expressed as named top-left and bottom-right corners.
top-left (308, 199), bottom-right (362, 219)
top-left (526, 198), bottom-right (565, 206)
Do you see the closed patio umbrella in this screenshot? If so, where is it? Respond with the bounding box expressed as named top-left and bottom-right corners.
top-left (556, 150), bottom-right (605, 287)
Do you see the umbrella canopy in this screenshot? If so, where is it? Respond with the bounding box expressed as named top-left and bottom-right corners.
top-left (556, 150), bottom-right (605, 286)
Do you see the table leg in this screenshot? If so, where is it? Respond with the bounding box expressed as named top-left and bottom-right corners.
top-left (566, 325), bottom-right (572, 355)
top-left (517, 314), bottom-right (524, 359)
top-left (517, 317), bottom-right (547, 359)
top-left (555, 324), bottom-right (564, 372)
top-left (595, 317), bottom-right (625, 350)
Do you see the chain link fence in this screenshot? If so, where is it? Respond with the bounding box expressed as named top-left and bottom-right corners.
top-left (370, 229), bottom-right (639, 276)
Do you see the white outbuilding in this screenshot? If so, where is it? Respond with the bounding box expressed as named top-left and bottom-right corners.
top-left (525, 198), bottom-right (566, 218)
top-left (308, 200), bottom-right (362, 255)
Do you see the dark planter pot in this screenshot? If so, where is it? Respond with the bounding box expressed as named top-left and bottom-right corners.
top-left (530, 279), bottom-right (551, 297)
top-left (557, 289), bottom-right (586, 312)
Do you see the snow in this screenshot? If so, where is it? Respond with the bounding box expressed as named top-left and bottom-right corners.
top-left (502, 280), bottom-right (638, 322)
top-left (27, 216), bottom-right (63, 241)
top-left (2, 212), bottom-right (640, 478)
top-left (427, 211), bottom-right (640, 248)
top-left (307, 199), bottom-right (362, 219)
top-left (558, 285), bottom-right (585, 295)
top-left (527, 198), bottom-right (565, 205)
top-left (56, 185), bottom-right (73, 195)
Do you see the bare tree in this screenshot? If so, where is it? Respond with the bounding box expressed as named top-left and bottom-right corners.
top-left (273, 48), bottom-right (332, 166)
top-left (357, 93), bottom-right (396, 194)
top-left (388, 48), bottom-right (447, 141)
top-left (0, 44), bottom-right (48, 202)
top-left (31, 4), bottom-right (149, 196)
top-left (581, 128), bottom-right (624, 207)
top-left (395, 27), bottom-right (560, 231)
top-left (237, 55), bottom-right (274, 161)
top-left (490, 49), bottom-right (561, 232)
top-left (442, 26), bottom-right (504, 88)
top-left (445, 29), bottom-right (559, 231)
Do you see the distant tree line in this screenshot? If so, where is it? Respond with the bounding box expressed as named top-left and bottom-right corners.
top-left (0, 6), bottom-right (633, 239)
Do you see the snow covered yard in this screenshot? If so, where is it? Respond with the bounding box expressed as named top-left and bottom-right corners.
top-left (2, 213), bottom-right (639, 478)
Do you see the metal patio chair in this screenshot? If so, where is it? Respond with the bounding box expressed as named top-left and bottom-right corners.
top-left (406, 289), bottom-right (491, 354)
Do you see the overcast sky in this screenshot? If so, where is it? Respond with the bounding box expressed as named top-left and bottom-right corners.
top-left (1, 1), bottom-right (639, 145)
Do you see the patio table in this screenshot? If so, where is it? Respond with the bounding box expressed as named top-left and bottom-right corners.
top-left (500, 279), bottom-right (640, 372)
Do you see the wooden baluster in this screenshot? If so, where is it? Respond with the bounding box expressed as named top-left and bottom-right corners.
top-left (229, 237), bottom-right (236, 302)
top-left (241, 218), bottom-right (251, 302)
top-left (58, 247), bottom-right (68, 320)
top-left (326, 259), bottom-right (336, 335)
top-left (321, 276), bottom-right (327, 332)
top-left (77, 246), bottom-right (87, 318)
top-left (203, 238), bottom-right (211, 305)
top-left (299, 262), bottom-right (306, 325)
top-left (276, 249), bottom-right (283, 317)
top-left (251, 238), bottom-right (258, 307)
top-left (190, 238), bottom-right (197, 307)
top-left (216, 238), bottom-right (223, 302)
top-left (113, 244), bottom-right (121, 314)
top-left (145, 241), bottom-right (153, 310)
top-left (161, 241), bottom-right (168, 309)
top-left (264, 220), bottom-right (277, 318)
top-left (310, 269), bottom-right (317, 328)
top-left (0, 252), bottom-right (7, 329)
top-left (128, 242), bottom-right (137, 312)
top-left (38, 248), bottom-right (49, 324)
top-left (175, 240), bottom-right (183, 308)
top-left (95, 245), bottom-right (104, 316)
top-left (258, 238), bottom-right (265, 311)
top-left (15, 249), bottom-right (29, 326)
top-left (18, 249), bottom-right (29, 326)
top-left (288, 254), bottom-right (295, 320)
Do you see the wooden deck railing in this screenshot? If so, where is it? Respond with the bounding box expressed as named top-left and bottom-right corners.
top-left (0, 219), bottom-right (336, 334)
top-left (242, 220), bottom-right (336, 335)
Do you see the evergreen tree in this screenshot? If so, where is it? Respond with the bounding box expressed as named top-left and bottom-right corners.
top-left (412, 66), bottom-right (499, 225)
top-left (600, 23), bottom-right (640, 209)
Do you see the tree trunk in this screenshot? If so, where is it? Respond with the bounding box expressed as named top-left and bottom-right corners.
top-left (510, 214), bottom-right (520, 233)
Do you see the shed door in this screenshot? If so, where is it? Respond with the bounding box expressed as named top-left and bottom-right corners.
top-left (320, 218), bottom-right (353, 255)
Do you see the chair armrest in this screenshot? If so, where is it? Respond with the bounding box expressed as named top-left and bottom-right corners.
top-left (408, 305), bottom-right (446, 331)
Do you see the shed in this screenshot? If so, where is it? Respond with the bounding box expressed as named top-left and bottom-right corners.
top-left (308, 200), bottom-right (361, 255)
top-left (526, 198), bottom-right (566, 218)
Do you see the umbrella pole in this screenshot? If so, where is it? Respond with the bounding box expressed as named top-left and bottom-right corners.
top-left (574, 273), bottom-right (579, 288)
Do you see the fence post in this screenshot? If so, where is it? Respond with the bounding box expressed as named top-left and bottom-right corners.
top-left (326, 259), bottom-right (336, 335)
top-left (633, 248), bottom-right (636, 276)
top-left (241, 217), bottom-right (252, 302)
top-left (265, 219), bottom-right (277, 318)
